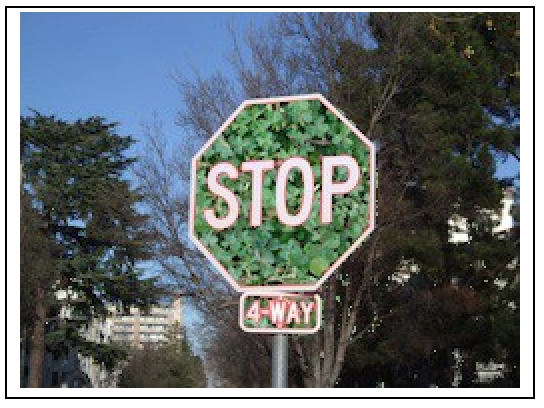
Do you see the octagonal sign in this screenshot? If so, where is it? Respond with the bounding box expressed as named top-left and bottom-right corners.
top-left (189, 94), bottom-right (375, 292)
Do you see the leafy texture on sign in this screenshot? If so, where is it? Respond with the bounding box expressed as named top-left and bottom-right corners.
top-left (194, 99), bottom-right (371, 286)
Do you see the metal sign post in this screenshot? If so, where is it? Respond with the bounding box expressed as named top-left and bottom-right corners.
top-left (271, 334), bottom-right (288, 388)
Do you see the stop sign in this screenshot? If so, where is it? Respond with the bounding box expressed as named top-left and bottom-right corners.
top-left (189, 94), bottom-right (375, 292)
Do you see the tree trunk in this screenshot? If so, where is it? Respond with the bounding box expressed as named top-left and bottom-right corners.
top-left (460, 351), bottom-right (477, 387)
top-left (321, 278), bottom-right (336, 387)
top-left (27, 287), bottom-right (46, 388)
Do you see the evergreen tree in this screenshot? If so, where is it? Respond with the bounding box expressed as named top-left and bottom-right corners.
top-left (333, 12), bottom-right (520, 387)
top-left (20, 112), bottom-right (159, 387)
top-left (117, 322), bottom-right (207, 388)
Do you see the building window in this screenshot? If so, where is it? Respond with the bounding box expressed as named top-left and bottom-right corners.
top-left (114, 331), bottom-right (133, 341)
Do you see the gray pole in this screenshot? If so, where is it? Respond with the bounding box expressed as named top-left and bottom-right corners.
top-left (271, 334), bottom-right (288, 387)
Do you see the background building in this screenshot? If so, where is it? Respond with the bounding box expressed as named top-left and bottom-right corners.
top-left (109, 295), bottom-right (183, 348)
top-left (21, 294), bottom-right (183, 387)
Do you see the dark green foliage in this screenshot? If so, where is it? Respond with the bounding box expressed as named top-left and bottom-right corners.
top-left (117, 324), bottom-right (207, 388)
top-left (21, 112), bottom-right (159, 368)
top-left (332, 12), bottom-right (519, 387)
top-left (194, 100), bottom-right (372, 286)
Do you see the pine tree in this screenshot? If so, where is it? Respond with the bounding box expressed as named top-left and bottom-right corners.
top-left (20, 112), bottom-right (159, 387)
top-left (333, 12), bottom-right (520, 387)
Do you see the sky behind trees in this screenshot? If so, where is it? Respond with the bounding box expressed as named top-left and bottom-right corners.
top-left (20, 11), bottom-right (519, 179)
top-left (20, 12), bottom-right (274, 154)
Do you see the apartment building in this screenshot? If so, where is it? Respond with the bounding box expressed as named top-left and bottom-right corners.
top-left (109, 295), bottom-right (182, 348)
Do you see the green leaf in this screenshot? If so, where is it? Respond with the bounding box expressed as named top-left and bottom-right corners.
top-left (309, 257), bottom-right (329, 277)
top-left (323, 233), bottom-right (341, 249)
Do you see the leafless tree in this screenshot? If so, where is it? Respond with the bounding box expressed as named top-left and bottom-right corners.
top-left (135, 12), bottom-right (465, 387)
top-left (132, 115), bottom-right (276, 386)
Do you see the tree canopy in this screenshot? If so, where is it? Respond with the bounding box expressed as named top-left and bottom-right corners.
top-left (332, 11), bottom-right (520, 387)
top-left (21, 112), bottom-right (160, 386)
top-left (117, 323), bottom-right (207, 388)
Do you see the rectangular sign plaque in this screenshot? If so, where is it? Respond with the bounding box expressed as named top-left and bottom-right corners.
top-left (239, 292), bottom-right (322, 334)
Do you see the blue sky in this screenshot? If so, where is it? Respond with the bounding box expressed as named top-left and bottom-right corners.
top-left (20, 12), bottom-right (276, 149)
top-left (20, 11), bottom-right (520, 179)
